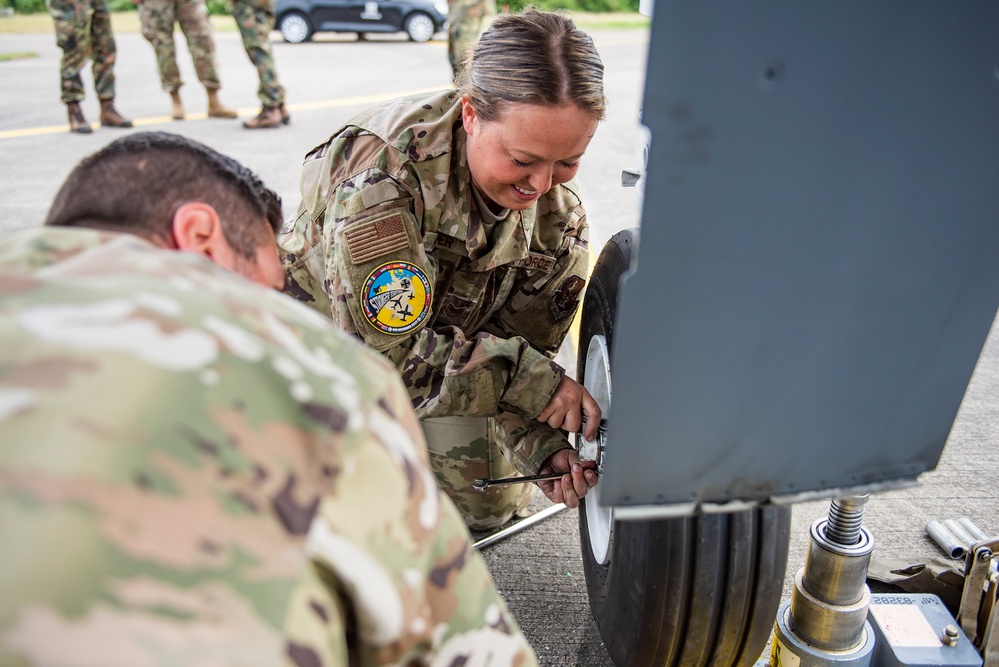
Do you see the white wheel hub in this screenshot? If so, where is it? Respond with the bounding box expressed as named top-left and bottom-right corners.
top-left (582, 334), bottom-right (613, 565)
top-left (406, 14), bottom-right (435, 42)
top-left (281, 15), bottom-right (309, 43)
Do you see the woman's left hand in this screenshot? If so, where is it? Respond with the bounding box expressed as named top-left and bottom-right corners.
top-left (537, 447), bottom-right (598, 508)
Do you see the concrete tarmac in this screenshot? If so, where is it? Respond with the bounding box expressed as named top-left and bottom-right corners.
top-left (1, 19), bottom-right (996, 667)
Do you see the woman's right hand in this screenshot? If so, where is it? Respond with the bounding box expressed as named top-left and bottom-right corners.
top-left (536, 375), bottom-right (601, 440)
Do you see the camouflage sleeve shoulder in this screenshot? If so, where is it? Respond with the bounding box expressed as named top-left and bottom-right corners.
top-left (0, 230), bottom-right (537, 667)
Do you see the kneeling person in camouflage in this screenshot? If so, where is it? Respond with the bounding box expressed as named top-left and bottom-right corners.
top-left (278, 10), bottom-right (604, 530)
top-left (0, 132), bottom-right (538, 666)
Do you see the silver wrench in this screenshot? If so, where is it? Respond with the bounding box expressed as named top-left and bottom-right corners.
top-left (472, 471), bottom-right (571, 491)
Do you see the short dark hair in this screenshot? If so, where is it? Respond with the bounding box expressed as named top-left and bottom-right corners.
top-left (45, 132), bottom-right (282, 259)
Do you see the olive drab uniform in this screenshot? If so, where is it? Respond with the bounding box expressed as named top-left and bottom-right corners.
top-left (278, 90), bottom-right (591, 530)
top-left (229, 0), bottom-right (285, 107)
top-left (46, 0), bottom-right (118, 103)
top-left (138, 0), bottom-right (223, 93)
top-left (0, 227), bottom-right (538, 667)
top-left (447, 0), bottom-right (495, 78)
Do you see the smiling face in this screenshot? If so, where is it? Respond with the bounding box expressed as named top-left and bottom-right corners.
top-left (462, 98), bottom-right (599, 213)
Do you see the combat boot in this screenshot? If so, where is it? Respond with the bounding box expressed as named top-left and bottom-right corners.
top-left (66, 102), bottom-right (92, 134)
top-left (206, 89), bottom-right (237, 119)
top-left (99, 99), bottom-right (133, 128)
top-left (170, 90), bottom-right (185, 120)
top-left (243, 105), bottom-right (282, 129)
top-left (279, 103), bottom-right (291, 125)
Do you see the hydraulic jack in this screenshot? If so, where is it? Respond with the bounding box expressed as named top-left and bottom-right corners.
top-left (771, 495), bottom-right (877, 667)
top-left (770, 495), bottom-right (986, 667)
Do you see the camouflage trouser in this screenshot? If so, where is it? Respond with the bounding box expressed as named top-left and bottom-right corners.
top-left (422, 416), bottom-right (536, 531)
top-left (47, 0), bottom-right (117, 103)
top-left (230, 0), bottom-right (285, 106)
top-left (447, 0), bottom-right (495, 79)
top-left (139, 0), bottom-right (221, 92)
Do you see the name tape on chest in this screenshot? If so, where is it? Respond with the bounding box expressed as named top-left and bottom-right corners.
top-left (511, 252), bottom-right (557, 273)
top-left (433, 234), bottom-right (556, 273)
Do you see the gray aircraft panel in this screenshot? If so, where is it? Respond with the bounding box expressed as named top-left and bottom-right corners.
top-left (600, 1), bottom-right (999, 510)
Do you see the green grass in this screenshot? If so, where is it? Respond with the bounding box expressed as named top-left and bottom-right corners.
top-left (567, 11), bottom-right (648, 30)
top-left (0, 9), bottom-right (645, 33)
top-left (0, 11), bottom-right (239, 32)
top-left (0, 50), bottom-right (37, 59)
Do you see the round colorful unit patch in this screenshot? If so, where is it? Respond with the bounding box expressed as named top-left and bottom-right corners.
top-left (360, 261), bottom-right (432, 335)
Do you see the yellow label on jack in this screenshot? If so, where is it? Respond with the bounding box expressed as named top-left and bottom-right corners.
top-left (770, 634), bottom-right (801, 667)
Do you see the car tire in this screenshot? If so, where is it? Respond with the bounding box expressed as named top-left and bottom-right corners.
top-left (404, 12), bottom-right (435, 42)
top-left (278, 11), bottom-right (313, 43)
top-left (577, 228), bottom-right (793, 667)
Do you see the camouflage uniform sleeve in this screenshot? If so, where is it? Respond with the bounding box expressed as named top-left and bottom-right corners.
top-left (282, 360), bottom-right (539, 666)
top-left (278, 134), bottom-right (564, 424)
top-left (495, 413), bottom-right (573, 476)
top-left (481, 192), bottom-right (592, 473)
top-left (383, 326), bottom-right (564, 423)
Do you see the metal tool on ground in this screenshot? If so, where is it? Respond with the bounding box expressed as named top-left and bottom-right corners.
top-left (473, 504), bottom-right (568, 550)
top-left (925, 517), bottom-right (992, 561)
top-left (928, 520), bottom-right (971, 560)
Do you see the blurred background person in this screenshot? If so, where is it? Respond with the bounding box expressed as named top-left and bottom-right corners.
top-left (230, 0), bottom-right (289, 129)
top-left (135, 0), bottom-right (238, 120)
top-left (46, 0), bottom-right (132, 133)
top-left (447, 0), bottom-right (494, 81)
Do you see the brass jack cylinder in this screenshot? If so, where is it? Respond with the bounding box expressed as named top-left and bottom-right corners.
top-left (789, 495), bottom-right (874, 649)
top-left (771, 495), bottom-right (876, 667)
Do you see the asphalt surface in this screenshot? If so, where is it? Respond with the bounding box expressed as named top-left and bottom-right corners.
top-left (1, 19), bottom-right (996, 667)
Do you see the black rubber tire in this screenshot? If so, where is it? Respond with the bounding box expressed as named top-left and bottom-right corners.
top-left (577, 229), bottom-right (792, 667)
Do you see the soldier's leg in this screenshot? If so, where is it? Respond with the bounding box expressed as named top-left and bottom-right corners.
top-left (447, 0), bottom-right (495, 80)
top-left (139, 0), bottom-right (183, 92)
top-left (89, 0), bottom-right (131, 127)
top-left (446, 0), bottom-right (460, 75)
top-left (47, 0), bottom-right (91, 103)
top-left (176, 0), bottom-right (222, 90)
top-left (232, 1), bottom-right (284, 106)
top-left (422, 416), bottom-right (536, 531)
top-left (88, 0), bottom-right (116, 100)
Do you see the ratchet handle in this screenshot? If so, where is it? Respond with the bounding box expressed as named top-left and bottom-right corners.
top-left (472, 471), bottom-right (568, 491)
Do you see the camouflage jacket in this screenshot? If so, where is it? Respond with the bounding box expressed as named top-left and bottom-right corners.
top-left (279, 90), bottom-right (590, 474)
top-left (0, 227), bottom-right (538, 667)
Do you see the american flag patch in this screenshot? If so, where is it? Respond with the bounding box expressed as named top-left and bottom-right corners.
top-left (344, 213), bottom-right (409, 264)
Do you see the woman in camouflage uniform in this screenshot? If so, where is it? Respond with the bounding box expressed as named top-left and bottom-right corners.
top-left (279, 9), bottom-right (605, 530)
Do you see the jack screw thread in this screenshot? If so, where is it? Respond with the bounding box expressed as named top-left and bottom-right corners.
top-left (824, 495), bottom-right (869, 546)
